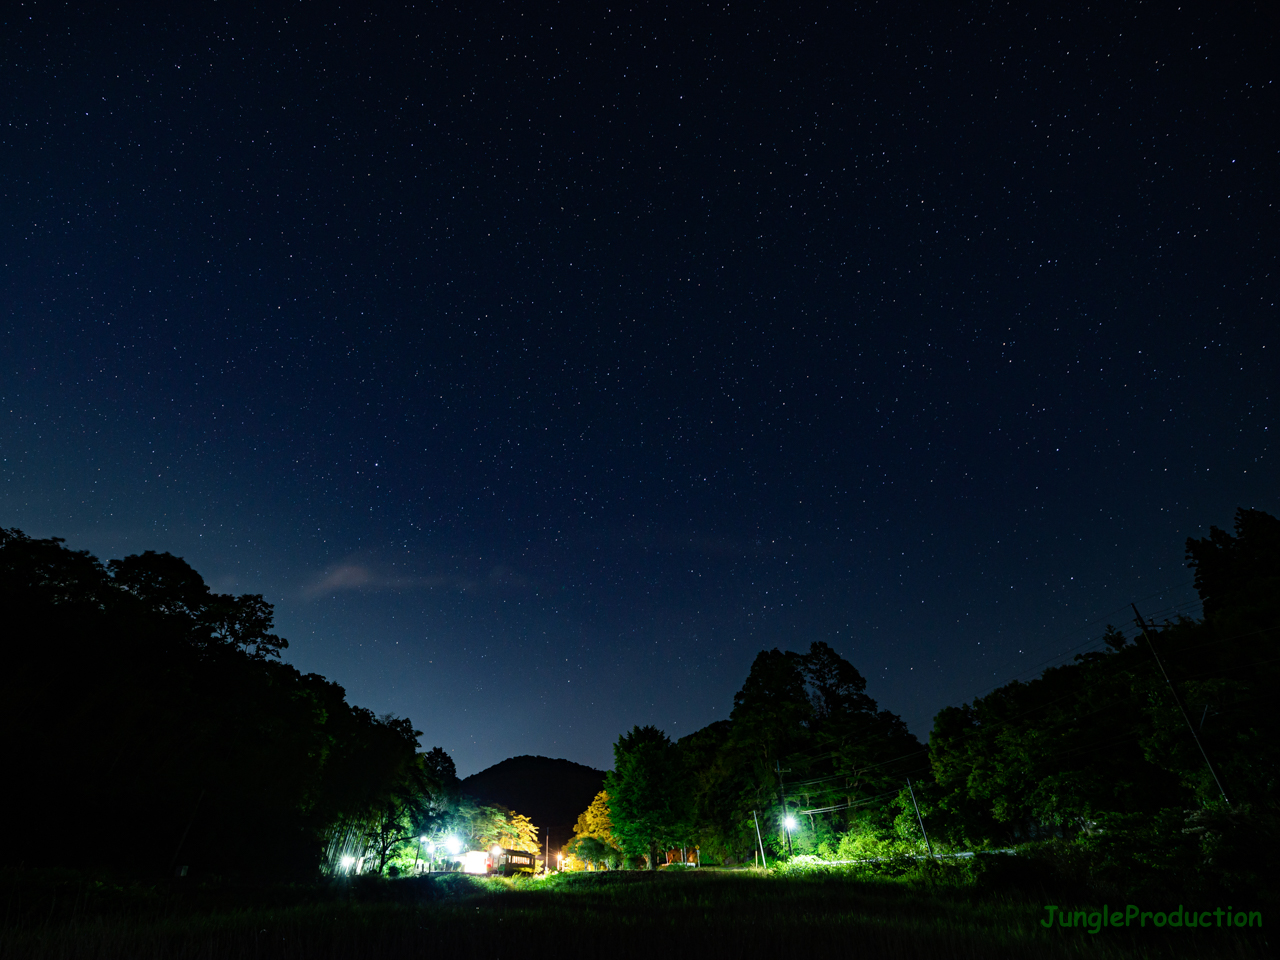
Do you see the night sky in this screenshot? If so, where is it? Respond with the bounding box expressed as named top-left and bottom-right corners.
top-left (3, 1), bottom-right (1275, 776)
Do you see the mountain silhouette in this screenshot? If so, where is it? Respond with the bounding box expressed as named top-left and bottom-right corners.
top-left (461, 755), bottom-right (606, 857)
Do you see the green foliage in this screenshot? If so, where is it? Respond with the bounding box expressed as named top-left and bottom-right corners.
top-left (623, 506), bottom-right (1280, 899)
top-left (328, 749), bottom-right (455, 876)
top-left (918, 507), bottom-right (1280, 897)
top-left (606, 726), bottom-right (691, 868)
top-left (564, 790), bottom-right (621, 870)
top-left (566, 834), bottom-right (622, 870)
top-left (925, 508), bottom-right (1280, 861)
top-left (669, 642), bottom-right (921, 867)
top-left (572, 790), bottom-right (615, 842)
top-left (924, 639), bottom-right (1185, 848)
top-left (467, 804), bottom-right (539, 854)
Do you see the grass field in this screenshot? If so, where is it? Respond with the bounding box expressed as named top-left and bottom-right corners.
top-left (1, 866), bottom-right (1270, 959)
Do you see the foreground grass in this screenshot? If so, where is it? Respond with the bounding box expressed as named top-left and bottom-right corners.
top-left (1, 868), bottom-right (1270, 959)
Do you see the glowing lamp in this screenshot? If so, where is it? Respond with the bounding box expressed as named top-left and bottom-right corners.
top-left (784, 816), bottom-right (797, 830)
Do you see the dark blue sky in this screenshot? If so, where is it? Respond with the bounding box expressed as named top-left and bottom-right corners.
top-left (3, 0), bottom-right (1275, 775)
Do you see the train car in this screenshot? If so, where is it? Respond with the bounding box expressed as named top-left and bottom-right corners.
top-left (492, 847), bottom-right (538, 876)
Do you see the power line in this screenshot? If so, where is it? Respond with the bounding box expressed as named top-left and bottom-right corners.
top-left (958, 578), bottom-right (1199, 702)
top-left (1133, 605), bottom-right (1229, 805)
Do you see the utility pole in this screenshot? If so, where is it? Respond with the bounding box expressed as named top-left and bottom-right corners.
top-left (906, 778), bottom-right (935, 859)
top-left (775, 760), bottom-right (793, 857)
top-left (751, 810), bottom-right (767, 869)
top-left (170, 787), bottom-right (206, 877)
top-left (1133, 604), bottom-right (1230, 805)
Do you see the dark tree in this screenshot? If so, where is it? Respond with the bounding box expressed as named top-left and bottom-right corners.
top-left (0, 527), bottom-right (433, 879)
top-left (926, 509), bottom-right (1280, 852)
top-left (1187, 507), bottom-right (1280, 618)
top-left (109, 550), bottom-right (288, 658)
top-left (729, 648), bottom-right (812, 764)
top-left (423, 745), bottom-right (459, 789)
top-left (799, 641), bottom-right (878, 722)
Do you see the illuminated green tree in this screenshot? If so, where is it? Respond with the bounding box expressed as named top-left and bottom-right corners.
top-left (470, 804), bottom-right (539, 854)
top-left (565, 790), bottom-right (620, 869)
top-left (574, 790), bottom-right (615, 840)
top-left (607, 726), bottom-right (689, 869)
top-left (566, 834), bottom-right (621, 870)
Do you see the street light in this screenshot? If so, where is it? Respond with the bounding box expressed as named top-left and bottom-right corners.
top-left (783, 815), bottom-right (796, 857)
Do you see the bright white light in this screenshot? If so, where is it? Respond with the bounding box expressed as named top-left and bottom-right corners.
top-left (445, 837), bottom-right (463, 854)
top-left (491, 844), bottom-right (504, 857)
top-left (340, 855), bottom-right (356, 869)
top-left (784, 816), bottom-right (798, 830)
top-left (420, 836), bottom-right (429, 843)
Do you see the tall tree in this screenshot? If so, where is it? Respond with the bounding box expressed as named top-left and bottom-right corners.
top-left (673, 643), bottom-right (919, 862)
top-left (729, 649), bottom-right (811, 766)
top-left (607, 725), bottom-right (688, 869)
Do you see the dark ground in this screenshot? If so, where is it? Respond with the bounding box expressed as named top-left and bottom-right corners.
top-left (1, 866), bottom-right (1270, 960)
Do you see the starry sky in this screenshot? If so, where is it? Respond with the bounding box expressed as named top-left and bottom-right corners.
top-left (3, 1), bottom-right (1275, 776)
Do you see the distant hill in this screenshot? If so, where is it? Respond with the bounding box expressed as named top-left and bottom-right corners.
top-left (460, 755), bottom-right (606, 856)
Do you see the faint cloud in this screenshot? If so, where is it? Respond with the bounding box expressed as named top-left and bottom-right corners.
top-left (307, 564), bottom-right (377, 595)
top-left (302, 560), bottom-right (533, 600)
